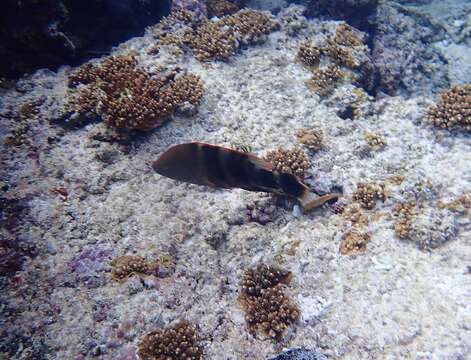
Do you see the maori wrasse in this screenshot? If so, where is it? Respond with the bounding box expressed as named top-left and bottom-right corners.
top-left (152, 142), bottom-right (341, 212)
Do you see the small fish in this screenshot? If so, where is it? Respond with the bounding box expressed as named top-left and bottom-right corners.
top-left (152, 142), bottom-right (341, 212)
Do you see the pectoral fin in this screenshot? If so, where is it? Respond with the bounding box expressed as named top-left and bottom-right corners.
top-left (299, 191), bottom-right (341, 213)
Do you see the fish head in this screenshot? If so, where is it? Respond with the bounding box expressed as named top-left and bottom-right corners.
top-left (152, 143), bottom-right (213, 186)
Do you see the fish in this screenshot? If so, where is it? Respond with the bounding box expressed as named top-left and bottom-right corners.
top-left (152, 142), bottom-right (341, 212)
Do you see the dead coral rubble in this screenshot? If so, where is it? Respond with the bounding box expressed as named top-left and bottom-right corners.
top-left (427, 84), bottom-right (471, 131)
top-left (66, 55), bottom-right (203, 130)
top-left (264, 148), bottom-right (310, 179)
top-left (137, 320), bottom-right (204, 360)
top-left (240, 264), bottom-right (299, 341)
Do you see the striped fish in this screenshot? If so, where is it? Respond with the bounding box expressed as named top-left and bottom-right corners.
top-left (152, 142), bottom-right (341, 212)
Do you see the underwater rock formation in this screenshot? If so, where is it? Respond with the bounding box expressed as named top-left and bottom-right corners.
top-left (0, 0), bottom-right (170, 78)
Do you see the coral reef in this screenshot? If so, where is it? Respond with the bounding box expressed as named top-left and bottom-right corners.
top-left (66, 55), bottom-right (203, 130)
top-left (137, 320), bottom-right (204, 360)
top-left (427, 84), bottom-right (471, 131)
top-left (150, 8), bottom-right (279, 62)
top-left (191, 9), bottom-right (279, 61)
top-left (206, 0), bottom-right (239, 17)
top-left (394, 203), bottom-right (458, 249)
top-left (264, 148), bottom-right (309, 179)
top-left (240, 264), bottom-right (299, 341)
top-left (339, 228), bottom-right (371, 255)
top-left (111, 255), bottom-right (154, 281)
top-left (333, 23), bottom-right (364, 47)
top-left (296, 41), bottom-right (321, 69)
top-left (364, 132), bottom-right (386, 149)
top-left (394, 201), bottom-right (417, 239)
top-left (353, 181), bottom-right (386, 210)
top-left (296, 129), bottom-right (323, 151)
top-left (306, 65), bottom-right (345, 96)
top-left (372, 3), bottom-right (449, 95)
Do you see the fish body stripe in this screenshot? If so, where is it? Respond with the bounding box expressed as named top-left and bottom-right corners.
top-left (198, 143), bottom-right (229, 187)
top-left (278, 173), bottom-right (305, 198)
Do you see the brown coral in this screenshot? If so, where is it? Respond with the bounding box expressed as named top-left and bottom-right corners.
top-left (190, 9), bottom-right (279, 61)
top-left (393, 201), bottom-right (417, 238)
top-left (333, 23), bottom-right (363, 47)
top-left (264, 148), bottom-right (309, 179)
top-left (364, 132), bottom-right (387, 149)
top-left (306, 64), bottom-right (345, 96)
top-left (322, 39), bottom-right (358, 69)
top-left (342, 203), bottom-right (369, 227)
top-left (240, 264), bottom-right (299, 341)
top-left (111, 255), bottom-right (153, 281)
top-left (353, 181), bottom-right (386, 210)
top-left (296, 129), bottom-right (323, 151)
top-left (137, 320), bottom-right (203, 360)
top-left (427, 84), bottom-right (471, 130)
top-left (296, 41), bottom-right (321, 69)
top-left (67, 55), bottom-right (203, 131)
top-left (340, 228), bottom-right (371, 255)
top-left (207, 0), bottom-right (238, 17)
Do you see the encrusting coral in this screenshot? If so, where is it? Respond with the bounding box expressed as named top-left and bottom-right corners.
top-left (264, 148), bottom-right (309, 179)
top-left (66, 55), bottom-right (203, 130)
top-left (353, 181), bottom-right (386, 210)
top-left (427, 84), bottom-right (471, 131)
top-left (137, 320), bottom-right (204, 360)
top-left (239, 264), bottom-right (299, 341)
top-left (111, 255), bottom-right (154, 281)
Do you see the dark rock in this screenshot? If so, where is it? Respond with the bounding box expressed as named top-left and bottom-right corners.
top-left (269, 348), bottom-right (328, 360)
top-left (0, 0), bottom-right (171, 78)
top-left (304, 0), bottom-right (378, 32)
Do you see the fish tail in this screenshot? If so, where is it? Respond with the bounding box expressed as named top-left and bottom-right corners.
top-left (299, 190), bottom-right (341, 213)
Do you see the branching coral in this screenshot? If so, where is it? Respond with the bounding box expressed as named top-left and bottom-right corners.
top-left (322, 39), bottom-right (359, 69)
top-left (427, 84), bottom-right (471, 131)
top-left (191, 9), bottom-right (279, 61)
top-left (296, 128), bottom-right (323, 151)
top-left (340, 228), bottom-right (371, 255)
top-left (66, 55), bottom-right (203, 130)
top-left (306, 64), bottom-right (345, 96)
top-left (296, 41), bottom-right (321, 69)
top-left (353, 181), bottom-right (386, 210)
top-left (207, 0), bottom-right (238, 17)
top-left (150, 8), bottom-right (278, 62)
top-left (393, 201), bottom-right (416, 239)
top-left (264, 148), bottom-right (309, 179)
top-left (333, 23), bottom-right (363, 47)
top-left (137, 320), bottom-right (203, 360)
top-left (240, 264), bottom-right (299, 341)
top-left (364, 132), bottom-right (386, 149)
